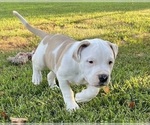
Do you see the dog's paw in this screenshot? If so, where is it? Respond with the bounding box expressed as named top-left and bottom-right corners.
top-left (75, 86), bottom-right (100, 103)
top-left (32, 73), bottom-right (42, 85)
top-left (49, 83), bottom-right (59, 89)
top-left (75, 92), bottom-right (92, 103)
top-left (66, 102), bottom-right (79, 111)
top-left (48, 80), bottom-right (59, 89)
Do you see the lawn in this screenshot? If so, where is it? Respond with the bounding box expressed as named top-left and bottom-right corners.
top-left (0, 2), bottom-right (150, 123)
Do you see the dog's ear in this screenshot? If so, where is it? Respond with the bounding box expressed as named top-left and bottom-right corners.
top-left (108, 42), bottom-right (118, 59)
top-left (73, 41), bottom-right (90, 62)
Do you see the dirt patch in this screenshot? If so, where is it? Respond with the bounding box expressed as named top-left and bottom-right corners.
top-left (0, 36), bottom-right (31, 51)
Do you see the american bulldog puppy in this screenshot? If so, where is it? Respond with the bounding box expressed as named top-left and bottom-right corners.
top-left (13, 11), bottom-right (118, 110)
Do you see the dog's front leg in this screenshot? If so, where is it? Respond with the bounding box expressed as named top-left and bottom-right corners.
top-left (75, 85), bottom-right (100, 103)
top-left (57, 77), bottom-right (79, 111)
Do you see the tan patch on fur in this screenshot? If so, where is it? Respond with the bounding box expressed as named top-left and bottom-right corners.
top-left (43, 34), bottom-right (75, 71)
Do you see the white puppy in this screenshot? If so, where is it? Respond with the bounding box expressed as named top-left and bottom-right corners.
top-left (13, 11), bottom-right (118, 110)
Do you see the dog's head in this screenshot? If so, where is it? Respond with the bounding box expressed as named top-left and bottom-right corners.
top-left (73, 39), bottom-right (118, 87)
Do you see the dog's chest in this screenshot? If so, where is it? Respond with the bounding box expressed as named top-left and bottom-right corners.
top-left (68, 72), bottom-right (87, 85)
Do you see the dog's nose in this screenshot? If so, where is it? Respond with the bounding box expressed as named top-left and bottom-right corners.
top-left (98, 74), bottom-right (108, 85)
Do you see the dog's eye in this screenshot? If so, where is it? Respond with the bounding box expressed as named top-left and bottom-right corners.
top-left (109, 61), bottom-right (113, 65)
top-left (87, 60), bottom-right (93, 64)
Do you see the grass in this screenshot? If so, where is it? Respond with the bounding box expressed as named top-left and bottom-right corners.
top-left (0, 2), bottom-right (150, 123)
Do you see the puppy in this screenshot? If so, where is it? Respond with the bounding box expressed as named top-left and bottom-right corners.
top-left (13, 11), bottom-right (118, 110)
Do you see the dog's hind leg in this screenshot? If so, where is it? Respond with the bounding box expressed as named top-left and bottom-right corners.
top-left (32, 63), bottom-right (42, 85)
top-left (47, 71), bottom-right (58, 88)
top-left (31, 51), bottom-right (45, 85)
top-left (31, 41), bottom-right (47, 85)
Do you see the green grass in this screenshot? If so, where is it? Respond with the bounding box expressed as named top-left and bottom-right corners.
top-left (0, 2), bottom-right (150, 123)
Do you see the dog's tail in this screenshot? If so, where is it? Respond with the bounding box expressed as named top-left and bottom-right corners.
top-left (13, 11), bottom-right (48, 39)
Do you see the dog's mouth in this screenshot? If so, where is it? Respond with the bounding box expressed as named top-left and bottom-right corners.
top-left (93, 84), bottom-right (106, 88)
top-left (93, 81), bottom-right (108, 88)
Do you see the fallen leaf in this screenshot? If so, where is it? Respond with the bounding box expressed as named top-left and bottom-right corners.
top-left (1, 111), bottom-right (8, 120)
top-left (10, 117), bottom-right (28, 124)
top-left (103, 86), bottom-right (110, 94)
top-left (128, 101), bottom-right (135, 109)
